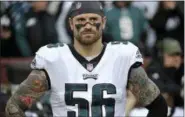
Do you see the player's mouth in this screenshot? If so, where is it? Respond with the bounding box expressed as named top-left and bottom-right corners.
top-left (82, 32), bottom-right (95, 35)
top-left (81, 30), bottom-right (96, 35)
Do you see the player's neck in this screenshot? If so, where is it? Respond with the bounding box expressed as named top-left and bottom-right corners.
top-left (73, 39), bottom-right (103, 57)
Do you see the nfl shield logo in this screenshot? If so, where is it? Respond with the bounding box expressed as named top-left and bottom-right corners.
top-left (86, 63), bottom-right (94, 72)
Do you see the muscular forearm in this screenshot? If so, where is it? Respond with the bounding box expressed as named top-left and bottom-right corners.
top-left (128, 66), bottom-right (167, 116)
top-left (128, 67), bottom-right (160, 107)
top-left (6, 98), bottom-right (25, 117)
top-left (125, 90), bottom-right (137, 116)
top-left (5, 70), bottom-right (49, 117)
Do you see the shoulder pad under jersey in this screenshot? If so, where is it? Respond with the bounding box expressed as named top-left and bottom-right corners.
top-left (36, 43), bottom-right (65, 62)
top-left (107, 41), bottom-right (143, 66)
top-left (107, 41), bottom-right (137, 53)
top-left (30, 43), bottom-right (66, 69)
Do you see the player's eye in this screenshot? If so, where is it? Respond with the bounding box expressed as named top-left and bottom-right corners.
top-left (90, 17), bottom-right (98, 22)
top-left (77, 18), bottom-right (86, 22)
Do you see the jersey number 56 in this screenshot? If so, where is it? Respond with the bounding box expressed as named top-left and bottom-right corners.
top-left (65, 83), bottom-right (116, 117)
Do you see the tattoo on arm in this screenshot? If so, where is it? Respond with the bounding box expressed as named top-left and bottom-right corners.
top-left (128, 67), bottom-right (160, 107)
top-left (6, 70), bottom-right (49, 117)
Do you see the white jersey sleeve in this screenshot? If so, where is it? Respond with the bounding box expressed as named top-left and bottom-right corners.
top-left (30, 46), bottom-right (48, 69)
top-left (30, 54), bottom-right (46, 69)
top-left (30, 44), bottom-right (61, 70)
top-left (107, 41), bottom-right (143, 68)
top-left (130, 46), bottom-right (143, 67)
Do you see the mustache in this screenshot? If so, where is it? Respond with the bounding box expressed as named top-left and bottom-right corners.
top-left (81, 30), bottom-right (96, 34)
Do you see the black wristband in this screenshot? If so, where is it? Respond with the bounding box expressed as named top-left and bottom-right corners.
top-left (145, 94), bottom-right (168, 117)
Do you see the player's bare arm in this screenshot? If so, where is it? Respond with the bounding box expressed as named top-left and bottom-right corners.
top-left (128, 66), bottom-right (160, 106)
top-left (125, 90), bottom-right (137, 116)
top-left (5, 70), bottom-right (49, 117)
top-left (128, 66), bottom-right (167, 117)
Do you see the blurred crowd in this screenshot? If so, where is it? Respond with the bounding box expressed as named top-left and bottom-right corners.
top-left (0, 1), bottom-right (184, 117)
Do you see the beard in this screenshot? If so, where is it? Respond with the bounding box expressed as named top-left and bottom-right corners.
top-left (74, 30), bottom-right (102, 45)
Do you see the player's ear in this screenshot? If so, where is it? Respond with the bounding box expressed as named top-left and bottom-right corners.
top-left (102, 16), bottom-right (106, 30)
top-left (69, 18), bottom-right (74, 31)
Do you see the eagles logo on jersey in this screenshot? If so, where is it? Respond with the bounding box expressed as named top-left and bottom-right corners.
top-left (31, 42), bottom-right (143, 117)
top-left (30, 58), bottom-right (36, 69)
top-left (136, 49), bottom-right (142, 59)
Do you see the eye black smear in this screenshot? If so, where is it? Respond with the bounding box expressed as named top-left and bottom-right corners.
top-left (75, 23), bottom-right (101, 31)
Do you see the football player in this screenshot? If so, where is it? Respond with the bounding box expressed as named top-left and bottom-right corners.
top-left (6, 1), bottom-right (167, 117)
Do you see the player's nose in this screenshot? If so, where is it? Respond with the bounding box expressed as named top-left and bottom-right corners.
top-left (84, 23), bottom-right (92, 29)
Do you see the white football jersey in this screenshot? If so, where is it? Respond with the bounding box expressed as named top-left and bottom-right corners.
top-left (31, 42), bottom-right (143, 117)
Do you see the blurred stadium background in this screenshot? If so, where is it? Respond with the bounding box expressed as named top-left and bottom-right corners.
top-left (0, 1), bottom-right (184, 117)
